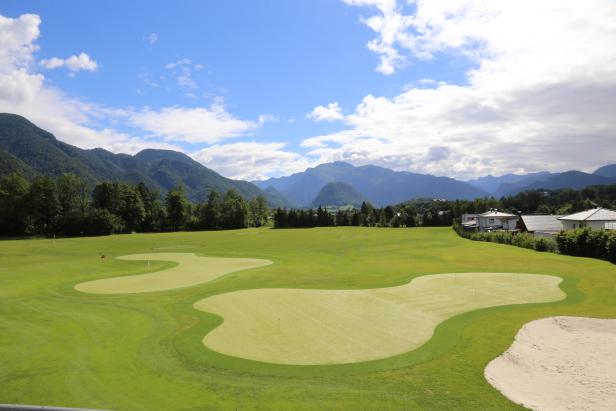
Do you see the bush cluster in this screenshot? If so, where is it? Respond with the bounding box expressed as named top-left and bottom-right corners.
top-left (555, 228), bottom-right (616, 263)
top-left (452, 222), bottom-right (558, 253)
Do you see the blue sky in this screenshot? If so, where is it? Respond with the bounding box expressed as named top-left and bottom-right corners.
top-left (1, 1), bottom-right (615, 180)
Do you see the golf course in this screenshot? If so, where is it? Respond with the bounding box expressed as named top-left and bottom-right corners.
top-left (1, 226), bottom-right (616, 410)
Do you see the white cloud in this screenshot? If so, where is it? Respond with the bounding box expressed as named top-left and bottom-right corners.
top-left (40, 52), bottom-right (98, 74)
top-left (315, 0), bottom-right (616, 178)
top-left (0, 13), bottom-right (179, 155)
top-left (165, 58), bottom-right (202, 91)
top-left (258, 114), bottom-right (278, 123)
top-left (192, 142), bottom-right (313, 180)
top-left (147, 33), bottom-right (158, 45)
top-left (165, 58), bottom-right (191, 70)
top-left (137, 71), bottom-right (159, 88)
top-left (0, 12), bottom-right (283, 179)
top-left (342, 0), bottom-right (414, 74)
top-left (130, 103), bottom-right (259, 144)
top-left (306, 102), bottom-right (344, 122)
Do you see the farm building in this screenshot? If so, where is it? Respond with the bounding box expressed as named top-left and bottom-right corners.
top-left (558, 207), bottom-right (616, 230)
top-left (476, 209), bottom-right (519, 232)
top-left (518, 215), bottom-right (564, 237)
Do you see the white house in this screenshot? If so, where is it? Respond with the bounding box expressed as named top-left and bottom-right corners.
top-left (558, 207), bottom-right (616, 230)
top-left (476, 209), bottom-right (519, 232)
top-left (461, 213), bottom-right (479, 229)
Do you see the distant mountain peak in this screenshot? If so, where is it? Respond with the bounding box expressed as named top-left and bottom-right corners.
top-left (594, 164), bottom-right (616, 178)
top-left (311, 181), bottom-right (364, 208)
top-left (256, 159), bottom-right (487, 206)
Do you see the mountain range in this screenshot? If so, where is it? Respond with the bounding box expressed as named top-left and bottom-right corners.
top-left (253, 161), bottom-right (488, 207)
top-left (1, 112), bottom-right (616, 208)
top-left (466, 169), bottom-right (616, 197)
top-left (255, 163), bottom-right (616, 207)
top-left (0, 113), bottom-right (291, 207)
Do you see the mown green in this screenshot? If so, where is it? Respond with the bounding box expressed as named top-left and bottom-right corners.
top-left (1, 227), bottom-right (615, 410)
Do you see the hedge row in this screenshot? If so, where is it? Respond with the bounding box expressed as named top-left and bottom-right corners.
top-left (452, 222), bottom-right (558, 253)
top-left (453, 223), bottom-right (616, 263)
top-left (555, 228), bottom-right (616, 263)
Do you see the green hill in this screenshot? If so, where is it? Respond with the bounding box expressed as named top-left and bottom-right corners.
top-left (0, 113), bottom-right (290, 206)
top-left (311, 181), bottom-right (364, 207)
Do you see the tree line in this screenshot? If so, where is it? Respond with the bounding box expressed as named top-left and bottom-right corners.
top-left (3, 169), bottom-right (616, 237)
top-left (452, 184), bottom-right (616, 217)
top-left (273, 201), bottom-right (453, 228)
top-left (0, 172), bottom-right (269, 237)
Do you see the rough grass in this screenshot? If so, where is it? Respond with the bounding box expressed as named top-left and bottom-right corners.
top-left (0, 227), bottom-right (615, 410)
top-left (75, 253), bottom-right (272, 294)
top-left (196, 273), bottom-right (564, 365)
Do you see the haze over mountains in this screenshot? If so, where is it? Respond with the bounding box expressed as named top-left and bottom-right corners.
top-left (253, 161), bottom-right (487, 207)
top-left (466, 170), bottom-right (616, 198)
top-left (1, 113), bottom-right (616, 208)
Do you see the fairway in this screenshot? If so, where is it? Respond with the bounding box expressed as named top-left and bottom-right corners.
top-left (75, 253), bottom-right (272, 294)
top-left (1, 227), bottom-right (615, 410)
top-left (196, 273), bottom-right (564, 364)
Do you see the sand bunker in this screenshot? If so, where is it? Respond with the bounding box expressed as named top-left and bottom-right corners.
top-left (75, 253), bottom-right (272, 294)
top-left (194, 273), bottom-right (564, 365)
top-left (485, 316), bottom-right (616, 411)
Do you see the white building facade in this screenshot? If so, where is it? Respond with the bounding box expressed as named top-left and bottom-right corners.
top-left (476, 210), bottom-right (519, 232)
top-left (558, 208), bottom-right (616, 230)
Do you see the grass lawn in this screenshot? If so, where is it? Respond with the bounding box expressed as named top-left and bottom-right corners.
top-left (1, 227), bottom-right (615, 410)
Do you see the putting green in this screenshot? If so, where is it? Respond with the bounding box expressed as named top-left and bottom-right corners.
top-left (75, 253), bottom-right (272, 294)
top-left (195, 272), bottom-right (565, 365)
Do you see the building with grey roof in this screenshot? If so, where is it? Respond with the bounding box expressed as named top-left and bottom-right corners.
top-left (518, 215), bottom-right (564, 236)
top-left (558, 207), bottom-right (616, 230)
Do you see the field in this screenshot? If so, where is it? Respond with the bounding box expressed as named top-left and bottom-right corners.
top-left (1, 227), bottom-right (616, 410)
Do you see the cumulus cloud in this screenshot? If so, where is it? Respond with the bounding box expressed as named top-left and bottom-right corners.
top-left (130, 103), bottom-right (259, 144)
top-left (306, 102), bottom-right (344, 122)
top-left (310, 0), bottom-right (616, 178)
top-left (0, 13), bottom-right (179, 154)
top-left (191, 142), bottom-right (312, 180)
top-left (40, 52), bottom-right (98, 74)
top-left (342, 0), bottom-right (414, 74)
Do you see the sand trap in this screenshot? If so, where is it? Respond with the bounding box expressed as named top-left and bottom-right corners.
top-left (485, 316), bottom-right (616, 411)
top-left (75, 253), bottom-right (272, 294)
top-left (194, 273), bottom-right (564, 365)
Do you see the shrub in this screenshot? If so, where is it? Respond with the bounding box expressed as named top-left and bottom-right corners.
top-left (456, 223), bottom-right (616, 263)
top-left (534, 237), bottom-right (557, 252)
top-left (606, 231), bottom-right (616, 263)
top-left (511, 232), bottom-right (535, 249)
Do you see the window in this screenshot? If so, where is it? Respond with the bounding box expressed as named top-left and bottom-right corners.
top-left (489, 218), bottom-right (494, 224)
top-left (573, 223), bottom-right (576, 229)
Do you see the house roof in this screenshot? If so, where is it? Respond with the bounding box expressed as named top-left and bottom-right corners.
top-left (479, 210), bottom-right (518, 218)
top-left (559, 207), bottom-right (616, 222)
top-left (520, 215), bottom-right (564, 232)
